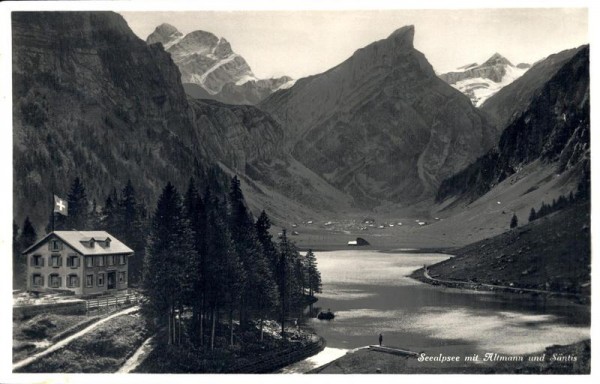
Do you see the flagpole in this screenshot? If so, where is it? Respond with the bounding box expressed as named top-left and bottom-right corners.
top-left (51, 190), bottom-right (55, 233)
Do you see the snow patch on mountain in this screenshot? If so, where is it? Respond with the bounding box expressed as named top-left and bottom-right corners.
top-left (163, 35), bottom-right (183, 50)
top-left (440, 53), bottom-right (529, 107)
top-left (235, 74), bottom-right (260, 85)
top-left (146, 23), bottom-right (293, 104)
top-left (274, 78), bottom-right (296, 90)
top-left (452, 65), bottom-right (528, 107)
top-left (199, 53), bottom-right (240, 85)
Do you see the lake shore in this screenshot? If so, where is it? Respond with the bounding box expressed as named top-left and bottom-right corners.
top-left (133, 319), bottom-right (324, 373)
top-left (408, 201), bottom-right (590, 306)
top-left (311, 341), bottom-right (591, 374)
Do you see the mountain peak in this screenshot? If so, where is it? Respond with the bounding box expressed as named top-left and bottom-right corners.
top-left (483, 53), bottom-right (513, 67)
top-left (388, 25), bottom-right (415, 49)
top-left (187, 29), bottom-right (218, 41)
top-left (146, 23), bottom-right (183, 45)
top-left (156, 23), bottom-right (180, 35)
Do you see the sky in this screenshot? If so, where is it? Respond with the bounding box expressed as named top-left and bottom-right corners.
top-left (121, 8), bottom-right (588, 79)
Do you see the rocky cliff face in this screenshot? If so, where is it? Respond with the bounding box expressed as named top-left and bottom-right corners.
top-left (437, 46), bottom-right (590, 203)
top-left (184, 76), bottom-right (294, 105)
top-left (12, 12), bottom-right (214, 226)
top-left (189, 99), bottom-right (285, 171)
top-left (146, 23), bottom-right (293, 105)
top-left (481, 47), bottom-right (583, 130)
top-left (440, 53), bottom-right (528, 107)
top-left (261, 26), bottom-right (496, 206)
top-left (12, 12), bottom-right (347, 228)
top-left (187, 98), bottom-right (354, 212)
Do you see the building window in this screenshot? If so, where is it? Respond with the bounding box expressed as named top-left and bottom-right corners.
top-left (50, 254), bottom-right (61, 268)
top-left (85, 256), bottom-right (93, 268)
top-left (49, 274), bottom-right (61, 288)
top-left (107, 255), bottom-right (115, 266)
top-left (86, 274), bottom-right (94, 287)
top-left (67, 255), bottom-right (80, 268)
top-left (118, 255), bottom-right (126, 265)
top-left (32, 274), bottom-right (43, 287)
top-left (118, 271), bottom-right (126, 283)
top-left (96, 256), bottom-right (105, 267)
top-left (31, 255), bottom-right (43, 267)
top-left (67, 274), bottom-right (79, 288)
top-left (50, 239), bottom-right (62, 251)
top-left (97, 273), bottom-right (105, 287)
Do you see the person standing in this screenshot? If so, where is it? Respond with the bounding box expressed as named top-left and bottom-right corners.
top-left (379, 333), bottom-right (383, 346)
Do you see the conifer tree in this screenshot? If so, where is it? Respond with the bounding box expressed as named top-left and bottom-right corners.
top-left (305, 249), bottom-right (322, 298)
top-left (528, 208), bottom-right (537, 222)
top-left (16, 217), bottom-right (37, 289)
top-left (510, 213), bottom-right (518, 228)
top-left (255, 210), bottom-right (279, 273)
top-left (143, 182), bottom-right (196, 346)
top-left (65, 177), bottom-right (89, 230)
top-left (277, 229), bottom-right (297, 338)
top-left (100, 187), bottom-right (119, 234)
top-left (90, 199), bottom-right (101, 228)
top-left (184, 178), bottom-right (207, 343)
top-left (118, 180), bottom-right (147, 284)
top-left (20, 216), bottom-right (38, 249)
top-left (204, 200), bottom-right (243, 349)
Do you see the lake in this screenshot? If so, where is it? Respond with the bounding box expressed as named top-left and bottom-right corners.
top-left (281, 250), bottom-right (590, 373)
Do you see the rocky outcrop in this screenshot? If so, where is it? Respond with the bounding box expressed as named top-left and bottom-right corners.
top-left (12, 12), bottom-right (213, 226)
top-left (185, 76), bottom-right (294, 105)
top-left (437, 46), bottom-right (589, 203)
top-left (189, 99), bottom-right (285, 171)
top-left (440, 53), bottom-right (528, 107)
top-left (261, 25), bottom-right (496, 207)
top-left (441, 53), bottom-right (513, 84)
top-left (188, 99), bottom-right (354, 212)
top-left (146, 23), bottom-right (293, 105)
top-left (481, 47), bottom-right (584, 130)
top-left (12, 12), bottom-right (348, 229)
top-left (146, 22), bottom-right (182, 46)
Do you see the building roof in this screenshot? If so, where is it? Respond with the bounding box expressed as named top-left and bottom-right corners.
top-left (23, 231), bottom-right (134, 256)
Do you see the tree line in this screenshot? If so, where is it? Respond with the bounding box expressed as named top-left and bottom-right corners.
top-left (143, 176), bottom-right (322, 348)
top-left (509, 173), bottom-right (590, 230)
top-left (14, 175), bottom-right (322, 350)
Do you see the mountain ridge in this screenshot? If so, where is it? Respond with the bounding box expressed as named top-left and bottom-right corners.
top-left (261, 25), bottom-right (497, 207)
top-left (439, 53), bottom-right (528, 107)
top-left (437, 46), bottom-right (589, 204)
top-left (146, 23), bottom-right (293, 105)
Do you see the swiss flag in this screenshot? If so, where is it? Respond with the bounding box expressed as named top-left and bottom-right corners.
top-left (54, 195), bottom-right (68, 216)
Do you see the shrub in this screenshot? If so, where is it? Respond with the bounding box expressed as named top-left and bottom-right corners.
top-left (510, 214), bottom-right (518, 228)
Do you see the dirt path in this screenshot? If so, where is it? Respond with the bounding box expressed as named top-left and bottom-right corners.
top-left (422, 267), bottom-right (586, 298)
top-left (13, 305), bottom-right (139, 372)
top-left (117, 334), bottom-right (156, 373)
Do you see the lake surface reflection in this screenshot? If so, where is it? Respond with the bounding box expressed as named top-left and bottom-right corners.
top-left (304, 250), bottom-right (589, 357)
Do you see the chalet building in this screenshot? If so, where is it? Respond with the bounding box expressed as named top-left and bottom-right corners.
top-left (22, 231), bottom-right (133, 296)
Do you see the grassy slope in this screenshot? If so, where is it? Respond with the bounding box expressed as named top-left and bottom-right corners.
top-left (13, 313), bottom-right (96, 362)
top-left (413, 200), bottom-right (590, 296)
top-left (17, 313), bottom-right (148, 373)
top-left (263, 161), bottom-right (580, 251)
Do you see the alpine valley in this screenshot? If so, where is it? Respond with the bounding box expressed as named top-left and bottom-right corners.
top-left (11, 10), bottom-right (590, 375)
top-left (13, 12), bottom-right (589, 242)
